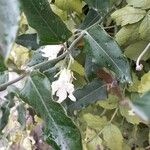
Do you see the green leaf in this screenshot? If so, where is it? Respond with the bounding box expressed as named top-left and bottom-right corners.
top-left (27, 50), bottom-right (47, 67)
top-left (124, 41), bottom-right (150, 61)
top-left (126, 0), bottom-right (150, 9)
top-left (20, 0), bottom-right (72, 45)
top-left (119, 106), bottom-right (140, 124)
top-left (67, 79), bottom-right (107, 112)
top-left (116, 23), bottom-right (140, 46)
top-left (138, 72), bottom-right (150, 93)
top-left (16, 34), bottom-right (40, 50)
top-left (84, 25), bottom-right (131, 83)
top-left (84, 0), bottom-right (110, 15)
top-left (130, 91), bottom-right (150, 122)
top-left (19, 72), bottom-right (82, 150)
top-left (139, 11), bottom-right (150, 41)
top-left (111, 6), bottom-right (146, 26)
top-left (82, 113), bottom-right (107, 130)
top-left (97, 94), bottom-right (119, 110)
top-left (0, 93), bottom-right (15, 131)
top-left (0, 0), bottom-right (20, 59)
top-left (102, 124), bottom-right (123, 150)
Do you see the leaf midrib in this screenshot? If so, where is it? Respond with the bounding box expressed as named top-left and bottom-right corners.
top-left (86, 29), bottom-right (124, 75)
top-left (29, 0), bottom-right (59, 40)
top-left (29, 77), bottom-right (68, 149)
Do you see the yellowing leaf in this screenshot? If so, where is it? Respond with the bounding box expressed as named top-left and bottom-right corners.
top-left (70, 60), bottom-right (85, 76)
top-left (111, 6), bottom-right (146, 26)
top-left (10, 44), bottom-right (30, 68)
top-left (138, 72), bottom-right (150, 93)
top-left (51, 4), bottom-right (67, 21)
top-left (116, 23), bottom-right (140, 46)
top-left (127, 0), bottom-right (150, 9)
top-left (54, 0), bottom-right (82, 14)
top-left (82, 113), bottom-right (107, 130)
top-left (139, 11), bottom-right (150, 41)
top-left (102, 124), bottom-right (123, 150)
top-left (119, 106), bottom-right (140, 124)
top-left (97, 94), bottom-right (119, 110)
top-left (124, 41), bottom-right (150, 61)
top-left (85, 128), bottom-right (103, 150)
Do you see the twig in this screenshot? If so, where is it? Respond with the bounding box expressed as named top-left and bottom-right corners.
top-left (0, 71), bottom-right (30, 91)
top-left (86, 108), bottom-right (118, 143)
top-left (0, 32), bottom-right (85, 91)
top-left (32, 32), bottom-right (85, 70)
top-left (136, 42), bottom-right (150, 71)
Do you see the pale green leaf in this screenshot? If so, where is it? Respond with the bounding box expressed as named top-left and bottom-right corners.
top-left (138, 72), bottom-right (150, 93)
top-left (139, 11), bottom-right (150, 41)
top-left (124, 41), bottom-right (150, 61)
top-left (82, 113), bottom-right (107, 130)
top-left (119, 106), bottom-right (140, 124)
top-left (128, 72), bottom-right (140, 92)
top-left (130, 91), bottom-right (150, 122)
top-left (54, 0), bottom-right (82, 14)
top-left (97, 94), bottom-right (119, 110)
top-left (102, 124), bottom-right (123, 150)
top-left (116, 23), bottom-right (140, 46)
top-left (0, 0), bottom-right (20, 59)
top-left (111, 6), bottom-right (146, 26)
top-left (85, 128), bottom-right (103, 150)
top-left (70, 60), bottom-right (85, 76)
top-left (126, 0), bottom-right (150, 9)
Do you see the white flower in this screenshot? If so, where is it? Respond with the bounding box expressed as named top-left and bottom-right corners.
top-left (40, 45), bottom-right (63, 60)
top-left (52, 68), bottom-right (76, 103)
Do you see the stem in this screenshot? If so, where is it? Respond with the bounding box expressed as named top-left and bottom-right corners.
top-left (32, 32), bottom-right (85, 70)
top-left (0, 32), bottom-right (85, 91)
top-left (136, 42), bottom-right (150, 71)
top-left (0, 71), bottom-right (30, 91)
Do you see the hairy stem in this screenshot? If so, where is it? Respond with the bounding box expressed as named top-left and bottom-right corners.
top-left (136, 42), bottom-right (150, 71)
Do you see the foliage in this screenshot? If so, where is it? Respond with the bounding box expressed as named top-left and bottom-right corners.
top-left (0, 0), bottom-right (150, 149)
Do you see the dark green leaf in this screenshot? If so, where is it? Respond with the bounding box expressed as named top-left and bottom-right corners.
top-left (84, 0), bottom-right (110, 15)
top-left (0, 93), bottom-right (15, 131)
top-left (84, 25), bottom-right (132, 83)
top-left (0, 0), bottom-right (20, 59)
top-left (80, 9), bottom-right (101, 30)
top-left (20, 0), bottom-right (72, 45)
top-left (68, 79), bottom-right (107, 112)
top-left (19, 72), bottom-right (82, 150)
top-left (16, 34), bottom-right (40, 50)
top-left (0, 55), bottom-right (6, 72)
top-left (27, 50), bottom-right (47, 67)
top-left (130, 91), bottom-right (150, 122)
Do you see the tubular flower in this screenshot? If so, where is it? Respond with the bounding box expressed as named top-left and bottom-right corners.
top-left (52, 68), bottom-right (76, 103)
